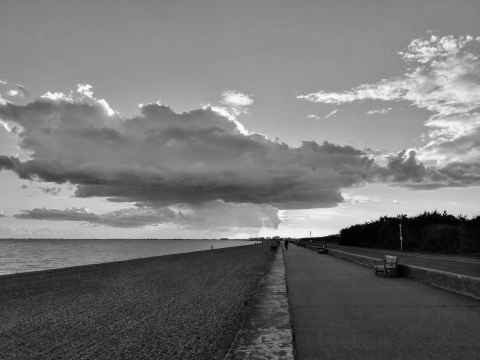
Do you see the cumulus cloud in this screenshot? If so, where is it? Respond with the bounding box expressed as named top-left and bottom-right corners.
top-left (221, 90), bottom-right (254, 107)
top-left (0, 84), bottom-right (381, 230)
top-left (206, 90), bottom-right (254, 135)
top-left (5, 65), bottom-right (476, 232)
top-left (299, 33), bottom-right (480, 187)
top-left (366, 107), bottom-right (392, 115)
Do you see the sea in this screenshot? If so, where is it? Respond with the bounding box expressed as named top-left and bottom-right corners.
top-left (0, 238), bottom-right (254, 276)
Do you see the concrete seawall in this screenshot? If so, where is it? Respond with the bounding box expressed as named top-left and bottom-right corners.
top-left (0, 244), bottom-right (274, 360)
top-left (402, 264), bottom-right (480, 300)
top-left (322, 247), bottom-right (480, 300)
top-left (224, 248), bottom-right (294, 360)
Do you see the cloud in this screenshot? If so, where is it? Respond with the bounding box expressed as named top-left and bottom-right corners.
top-left (298, 34), bottom-right (480, 154)
top-left (207, 90), bottom-right (254, 135)
top-left (221, 90), bottom-right (254, 107)
top-left (366, 107), bottom-right (392, 115)
top-left (176, 201), bottom-right (280, 229)
top-left (7, 90), bottom-right (19, 97)
top-left (341, 193), bottom-right (377, 204)
top-left (374, 149), bottom-right (480, 189)
top-left (14, 201), bottom-right (280, 229)
top-left (15, 84), bottom-right (30, 98)
top-left (77, 83), bottom-right (94, 98)
top-left (383, 150), bottom-right (428, 182)
top-left (40, 186), bottom-right (62, 195)
top-left (307, 110), bottom-right (339, 120)
top-left (0, 81), bottom-right (30, 101)
top-left (299, 33), bottom-right (480, 186)
top-left (324, 109), bottom-right (339, 119)
top-left (5, 67), bottom-right (477, 232)
top-left (0, 84), bottom-right (379, 230)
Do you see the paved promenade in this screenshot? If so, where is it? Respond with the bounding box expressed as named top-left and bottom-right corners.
top-left (285, 245), bottom-right (480, 360)
top-left (328, 244), bottom-right (480, 277)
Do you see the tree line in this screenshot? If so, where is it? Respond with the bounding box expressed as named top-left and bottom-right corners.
top-left (339, 211), bottom-right (480, 255)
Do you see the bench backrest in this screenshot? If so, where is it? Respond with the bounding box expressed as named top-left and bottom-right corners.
top-left (384, 255), bottom-right (398, 268)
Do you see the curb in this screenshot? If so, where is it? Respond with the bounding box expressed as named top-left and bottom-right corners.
top-left (223, 248), bottom-right (295, 359)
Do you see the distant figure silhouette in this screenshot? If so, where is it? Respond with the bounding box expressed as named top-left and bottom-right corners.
top-left (284, 240), bottom-right (289, 251)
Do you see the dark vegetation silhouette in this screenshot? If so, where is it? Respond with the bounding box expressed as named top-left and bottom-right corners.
top-left (339, 211), bottom-right (480, 255)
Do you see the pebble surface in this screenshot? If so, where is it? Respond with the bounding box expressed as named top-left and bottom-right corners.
top-left (0, 245), bottom-right (273, 360)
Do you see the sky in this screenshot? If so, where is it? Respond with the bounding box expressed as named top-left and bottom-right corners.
top-left (1, 0), bottom-right (480, 238)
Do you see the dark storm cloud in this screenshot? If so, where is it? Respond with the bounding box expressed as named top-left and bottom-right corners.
top-left (0, 89), bottom-right (377, 213)
top-left (374, 150), bottom-right (480, 189)
top-left (382, 150), bottom-right (427, 183)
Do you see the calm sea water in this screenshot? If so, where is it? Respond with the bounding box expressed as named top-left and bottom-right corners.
top-left (0, 239), bottom-right (254, 275)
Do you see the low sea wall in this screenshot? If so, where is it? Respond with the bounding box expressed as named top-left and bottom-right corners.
top-left (326, 248), bottom-right (379, 268)
top-left (319, 247), bottom-right (480, 300)
top-left (402, 264), bottom-right (480, 300)
top-left (0, 244), bottom-right (274, 360)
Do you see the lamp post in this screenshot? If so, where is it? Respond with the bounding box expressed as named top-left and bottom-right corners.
top-left (399, 221), bottom-right (404, 251)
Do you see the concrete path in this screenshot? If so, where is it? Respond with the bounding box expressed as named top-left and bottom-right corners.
top-left (285, 245), bottom-right (480, 360)
top-left (328, 244), bottom-right (480, 277)
top-left (224, 249), bottom-right (294, 359)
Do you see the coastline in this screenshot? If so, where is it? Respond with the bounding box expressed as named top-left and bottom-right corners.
top-left (0, 238), bottom-right (255, 276)
top-left (0, 242), bottom-right (255, 280)
top-left (0, 244), bottom-right (274, 360)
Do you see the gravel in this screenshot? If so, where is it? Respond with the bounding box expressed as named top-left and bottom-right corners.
top-left (0, 244), bottom-right (274, 360)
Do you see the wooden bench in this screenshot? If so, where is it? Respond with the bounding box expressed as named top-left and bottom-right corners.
top-left (374, 255), bottom-right (400, 277)
top-left (311, 243), bottom-right (328, 254)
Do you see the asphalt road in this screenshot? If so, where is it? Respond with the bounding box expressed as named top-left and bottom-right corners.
top-left (328, 244), bottom-right (480, 277)
top-left (285, 245), bottom-right (480, 360)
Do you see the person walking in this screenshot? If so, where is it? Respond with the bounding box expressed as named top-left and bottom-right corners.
top-left (284, 240), bottom-right (289, 251)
